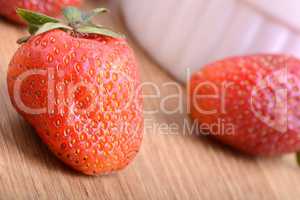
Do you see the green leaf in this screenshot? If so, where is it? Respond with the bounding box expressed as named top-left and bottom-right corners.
top-left (63, 6), bottom-right (83, 25)
top-left (35, 22), bottom-right (72, 35)
top-left (82, 8), bottom-right (109, 22)
top-left (296, 152), bottom-right (300, 166)
top-left (17, 36), bottom-right (31, 44)
top-left (28, 24), bottom-right (39, 35)
top-left (76, 26), bottom-right (125, 38)
top-left (16, 7), bottom-right (124, 45)
top-left (16, 8), bottom-right (60, 25)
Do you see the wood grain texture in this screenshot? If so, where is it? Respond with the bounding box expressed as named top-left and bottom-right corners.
top-left (0, 1), bottom-right (300, 199)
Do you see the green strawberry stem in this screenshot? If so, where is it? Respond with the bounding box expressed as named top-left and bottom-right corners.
top-left (296, 152), bottom-right (300, 166)
top-left (16, 7), bottom-right (124, 44)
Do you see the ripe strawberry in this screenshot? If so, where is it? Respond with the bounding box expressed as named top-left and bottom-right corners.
top-left (0, 0), bottom-right (81, 24)
top-left (189, 54), bottom-right (300, 156)
top-left (7, 7), bottom-right (143, 175)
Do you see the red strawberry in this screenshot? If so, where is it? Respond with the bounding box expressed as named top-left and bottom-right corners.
top-left (7, 8), bottom-right (143, 175)
top-left (0, 0), bottom-right (81, 24)
top-left (189, 54), bottom-right (300, 156)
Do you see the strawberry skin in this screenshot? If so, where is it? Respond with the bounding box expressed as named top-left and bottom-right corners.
top-left (0, 0), bottom-right (81, 24)
top-left (190, 54), bottom-right (300, 156)
top-left (7, 29), bottom-right (143, 175)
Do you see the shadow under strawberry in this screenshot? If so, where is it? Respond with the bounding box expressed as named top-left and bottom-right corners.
top-left (1, 116), bottom-right (88, 177)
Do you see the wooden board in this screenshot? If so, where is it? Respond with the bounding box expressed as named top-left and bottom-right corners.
top-left (0, 1), bottom-right (300, 199)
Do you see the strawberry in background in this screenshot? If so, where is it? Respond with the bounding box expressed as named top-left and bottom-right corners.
top-left (0, 0), bottom-right (81, 24)
top-left (189, 54), bottom-right (300, 158)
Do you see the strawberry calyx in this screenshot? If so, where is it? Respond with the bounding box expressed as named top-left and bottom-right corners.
top-left (16, 7), bottom-right (124, 44)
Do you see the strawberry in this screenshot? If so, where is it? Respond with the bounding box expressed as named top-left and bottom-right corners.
top-left (0, 0), bottom-right (81, 24)
top-left (189, 54), bottom-right (300, 157)
top-left (7, 7), bottom-right (143, 175)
